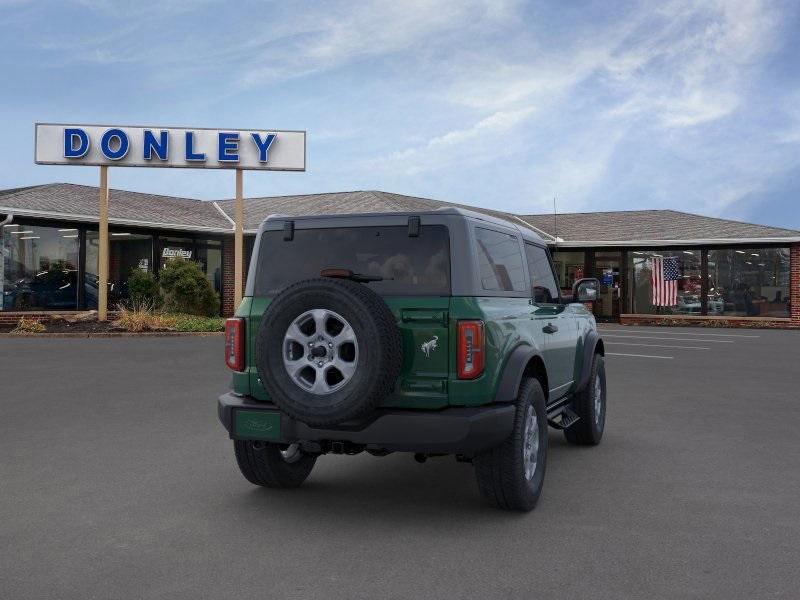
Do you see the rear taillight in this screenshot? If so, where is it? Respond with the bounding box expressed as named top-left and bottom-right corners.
top-left (457, 320), bottom-right (485, 379)
top-left (225, 318), bottom-right (245, 371)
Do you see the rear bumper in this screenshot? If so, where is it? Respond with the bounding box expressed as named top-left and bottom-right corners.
top-left (218, 392), bottom-right (515, 456)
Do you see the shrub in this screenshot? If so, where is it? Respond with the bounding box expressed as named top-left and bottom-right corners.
top-left (114, 301), bottom-right (173, 332)
top-left (158, 259), bottom-right (219, 317)
top-left (11, 317), bottom-right (46, 334)
top-left (127, 269), bottom-right (162, 308)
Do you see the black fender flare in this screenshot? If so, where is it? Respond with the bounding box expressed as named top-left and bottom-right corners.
top-left (576, 330), bottom-right (604, 392)
top-left (493, 344), bottom-right (543, 404)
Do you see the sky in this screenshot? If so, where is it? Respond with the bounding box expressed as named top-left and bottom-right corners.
top-left (1, 0), bottom-right (799, 229)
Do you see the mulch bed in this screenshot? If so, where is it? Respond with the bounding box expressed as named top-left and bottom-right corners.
top-left (1, 314), bottom-right (224, 336)
top-left (0, 319), bottom-right (127, 334)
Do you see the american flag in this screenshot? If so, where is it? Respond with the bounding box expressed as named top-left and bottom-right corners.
top-left (651, 256), bottom-right (679, 306)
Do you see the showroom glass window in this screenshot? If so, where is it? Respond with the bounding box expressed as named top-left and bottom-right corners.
top-left (474, 227), bottom-right (526, 292)
top-left (85, 230), bottom-right (153, 308)
top-left (707, 248), bottom-right (790, 317)
top-left (551, 251), bottom-right (586, 292)
top-left (1, 223), bottom-right (79, 310)
top-left (629, 249), bottom-right (702, 314)
top-left (196, 239), bottom-right (223, 298)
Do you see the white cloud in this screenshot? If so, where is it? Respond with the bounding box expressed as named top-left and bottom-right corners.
top-left (1, 0), bottom-right (797, 224)
top-left (367, 0), bottom-right (790, 213)
top-left (604, 0), bottom-right (779, 128)
top-left (376, 106), bottom-right (536, 175)
top-left (238, 0), bottom-right (522, 88)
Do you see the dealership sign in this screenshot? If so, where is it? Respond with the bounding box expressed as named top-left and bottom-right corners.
top-left (34, 123), bottom-right (306, 171)
top-left (162, 247), bottom-right (192, 259)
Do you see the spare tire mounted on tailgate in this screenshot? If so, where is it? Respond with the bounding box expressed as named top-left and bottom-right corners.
top-left (255, 277), bottom-right (403, 427)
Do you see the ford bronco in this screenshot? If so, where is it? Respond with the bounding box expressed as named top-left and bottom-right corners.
top-left (218, 208), bottom-right (605, 511)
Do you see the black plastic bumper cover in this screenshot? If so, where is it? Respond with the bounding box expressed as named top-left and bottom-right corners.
top-left (218, 392), bottom-right (515, 456)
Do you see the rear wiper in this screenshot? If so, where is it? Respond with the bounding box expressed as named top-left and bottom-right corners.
top-left (320, 268), bottom-right (384, 283)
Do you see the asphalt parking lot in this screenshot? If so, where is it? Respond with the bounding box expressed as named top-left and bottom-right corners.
top-left (1, 327), bottom-right (799, 600)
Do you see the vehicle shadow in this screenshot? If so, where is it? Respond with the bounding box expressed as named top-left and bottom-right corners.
top-left (225, 432), bottom-right (577, 526)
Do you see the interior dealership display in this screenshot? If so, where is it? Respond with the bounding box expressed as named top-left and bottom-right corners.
top-left (217, 208), bottom-right (606, 511)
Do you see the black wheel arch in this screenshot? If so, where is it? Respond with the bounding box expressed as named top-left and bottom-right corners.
top-left (576, 330), bottom-right (604, 392)
top-left (493, 344), bottom-right (549, 404)
top-left (494, 332), bottom-right (604, 405)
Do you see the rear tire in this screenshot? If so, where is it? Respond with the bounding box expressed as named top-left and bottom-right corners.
top-left (233, 440), bottom-right (316, 488)
top-left (474, 378), bottom-right (548, 511)
top-left (564, 353), bottom-right (606, 446)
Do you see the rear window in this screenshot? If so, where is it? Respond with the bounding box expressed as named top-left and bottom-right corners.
top-left (254, 225), bottom-right (450, 296)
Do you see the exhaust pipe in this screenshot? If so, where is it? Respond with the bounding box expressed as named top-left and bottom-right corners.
top-left (0, 213), bottom-right (12, 227)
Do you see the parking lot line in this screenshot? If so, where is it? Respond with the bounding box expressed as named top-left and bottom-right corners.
top-left (601, 334), bottom-right (734, 343)
top-left (606, 352), bottom-right (674, 359)
top-left (599, 329), bottom-right (759, 338)
top-left (606, 342), bottom-right (710, 350)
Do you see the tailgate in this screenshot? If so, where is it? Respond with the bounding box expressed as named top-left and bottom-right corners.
top-left (383, 297), bottom-right (449, 409)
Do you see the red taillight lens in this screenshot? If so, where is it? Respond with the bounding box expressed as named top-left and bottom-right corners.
top-left (457, 320), bottom-right (485, 379)
top-left (225, 318), bottom-right (245, 371)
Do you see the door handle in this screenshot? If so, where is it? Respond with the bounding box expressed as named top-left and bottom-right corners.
top-left (542, 323), bottom-right (558, 334)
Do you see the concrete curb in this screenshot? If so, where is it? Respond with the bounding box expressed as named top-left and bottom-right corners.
top-left (0, 331), bottom-right (224, 339)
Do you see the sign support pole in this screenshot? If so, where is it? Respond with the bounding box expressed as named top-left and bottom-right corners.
top-left (234, 168), bottom-right (244, 309)
top-left (98, 166), bottom-right (109, 321)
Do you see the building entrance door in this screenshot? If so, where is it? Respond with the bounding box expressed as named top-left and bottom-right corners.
top-left (594, 251), bottom-right (622, 322)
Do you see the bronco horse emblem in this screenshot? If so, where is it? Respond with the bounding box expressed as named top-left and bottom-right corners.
top-left (420, 335), bottom-right (439, 358)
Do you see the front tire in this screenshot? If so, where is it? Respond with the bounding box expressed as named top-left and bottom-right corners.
top-left (564, 353), bottom-right (606, 446)
top-left (474, 378), bottom-right (548, 511)
top-left (233, 440), bottom-right (316, 488)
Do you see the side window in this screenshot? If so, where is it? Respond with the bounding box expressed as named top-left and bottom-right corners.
top-left (475, 227), bottom-right (526, 292)
top-left (525, 243), bottom-right (559, 304)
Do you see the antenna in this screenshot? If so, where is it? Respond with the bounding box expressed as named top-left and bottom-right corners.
top-left (553, 197), bottom-right (558, 247)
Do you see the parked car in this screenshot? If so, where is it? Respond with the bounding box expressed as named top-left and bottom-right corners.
top-left (2, 268), bottom-right (77, 310)
top-left (217, 208), bottom-right (606, 511)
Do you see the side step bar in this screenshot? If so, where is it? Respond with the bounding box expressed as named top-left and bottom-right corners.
top-left (546, 396), bottom-right (580, 430)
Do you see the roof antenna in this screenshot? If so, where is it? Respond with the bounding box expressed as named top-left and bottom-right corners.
top-left (552, 197), bottom-right (558, 248)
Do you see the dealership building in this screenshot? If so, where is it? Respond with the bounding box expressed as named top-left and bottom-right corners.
top-left (1, 182), bottom-right (798, 328)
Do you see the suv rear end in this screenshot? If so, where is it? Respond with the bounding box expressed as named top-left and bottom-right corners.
top-left (224, 209), bottom-right (506, 411)
top-left (217, 208), bottom-right (607, 511)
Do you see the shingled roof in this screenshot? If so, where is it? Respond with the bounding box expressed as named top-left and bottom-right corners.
top-left (1, 183), bottom-right (798, 244)
top-left (517, 210), bottom-right (800, 245)
top-left (0, 183), bottom-right (230, 232)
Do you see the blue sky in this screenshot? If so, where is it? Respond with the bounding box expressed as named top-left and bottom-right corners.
top-left (1, 0), bottom-right (798, 228)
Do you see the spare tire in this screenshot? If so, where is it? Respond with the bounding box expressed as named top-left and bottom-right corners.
top-left (255, 278), bottom-right (402, 426)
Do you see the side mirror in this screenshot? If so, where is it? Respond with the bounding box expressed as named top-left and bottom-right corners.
top-left (573, 278), bottom-right (599, 302)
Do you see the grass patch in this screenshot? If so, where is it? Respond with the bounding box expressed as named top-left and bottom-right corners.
top-left (113, 303), bottom-right (224, 333)
top-left (11, 317), bottom-right (46, 334)
top-left (167, 314), bottom-right (225, 332)
top-left (114, 304), bottom-right (174, 332)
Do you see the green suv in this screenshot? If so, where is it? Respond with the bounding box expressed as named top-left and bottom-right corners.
top-left (218, 208), bottom-right (605, 511)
